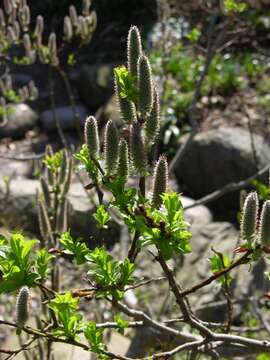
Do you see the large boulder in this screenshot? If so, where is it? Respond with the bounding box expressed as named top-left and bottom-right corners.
top-left (0, 178), bottom-right (120, 246)
top-left (40, 105), bottom-right (88, 132)
top-left (175, 127), bottom-right (270, 210)
top-left (0, 103), bottom-right (38, 139)
top-left (76, 64), bottom-right (117, 109)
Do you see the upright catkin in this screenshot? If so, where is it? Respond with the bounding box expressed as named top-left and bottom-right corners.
top-left (127, 25), bottom-right (142, 78)
top-left (85, 116), bottom-right (100, 157)
top-left (104, 120), bottom-right (119, 174)
top-left (117, 138), bottom-right (129, 180)
top-left (151, 156), bottom-right (168, 209)
top-left (137, 54), bottom-right (153, 117)
top-left (259, 200), bottom-right (270, 247)
top-left (16, 287), bottom-right (29, 332)
top-left (130, 122), bottom-right (147, 174)
top-left (240, 191), bottom-right (258, 246)
top-left (115, 80), bottom-right (137, 124)
top-left (145, 89), bottom-right (160, 143)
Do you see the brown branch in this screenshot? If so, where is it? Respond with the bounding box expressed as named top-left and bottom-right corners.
top-left (180, 251), bottom-right (252, 297)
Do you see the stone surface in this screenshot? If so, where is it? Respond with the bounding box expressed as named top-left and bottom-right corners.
top-left (0, 179), bottom-right (120, 245)
top-left (40, 105), bottom-right (89, 132)
top-left (182, 196), bottom-right (213, 225)
top-left (77, 63), bottom-right (117, 109)
top-left (134, 220), bottom-right (269, 323)
top-left (0, 158), bottom-right (32, 178)
top-left (0, 103), bottom-right (38, 139)
top-left (175, 127), bottom-right (270, 209)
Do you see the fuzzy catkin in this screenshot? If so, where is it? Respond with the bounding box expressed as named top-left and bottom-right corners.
top-left (259, 200), bottom-right (270, 247)
top-left (137, 54), bottom-right (153, 117)
top-left (85, 116), bottom-right (100, 157)
top-left (34, 15), bottom-right (44, 38)
top-left (130, 122), bottom-right (147, 174)
top-left (104, 120), bottom-right (119, 174)
top-left (115, 80), bottom-right (136, 124)
top-left (64, 16), bottom-right (73, 42)
top-left (69, 5), bottom-right (78, 27)
top-left (240, 191), bottom-right (258, 245)
top-left (127, 25), bottom-right (142, 78)
top-left (151, 156), bottom-right (168, 209)
top-left (117, 138), bottom-right (129, 180)
top-left (145, 89), bottom-right (160, 143)
top-left (16, 287), bottom-right (29, 328)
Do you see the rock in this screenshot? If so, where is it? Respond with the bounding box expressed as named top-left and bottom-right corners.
top-left (77, 64), bottom-right (117, 109)
top-left (182, 196), bottom-right (213, 225)
top-left (40, 105), bottom-right (89, 132)
top-left (0, 103), bottom-right (38, 139)
top-left (0, 158), bottom-right (32, 178)
top-left (175, 127), bottom-right (270, 210)
top-left (0, 179), bottom-right (120, 245)
top-left (133, 220), bottom-right (269, 323)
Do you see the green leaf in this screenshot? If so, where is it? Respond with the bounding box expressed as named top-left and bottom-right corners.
top-left (93, 205), bottom-right (111, 229)
top-left (36, 249), bottom-right (53, 280)
top-left (84, 321), bottom-right (108, 355)
top-left (49, 292), bottom-right (82, 339)
top-left (114, 66), bottom-right (139, 102)
top-left (186, 28), bottom-right (201, 43)
top-left (60, 231), bottom-right (90, 265)
top-left (0, 233), bottom-right (39, 293)
top-left (114, 314), bottom-right (129, 334)
top-left (86, 248), bottom-right (135, 299)
top-left (43, 151), bottom-right (63, 173)
top-left (223, 0), bottom-right (247, 13)
top-left (209, 253), bottom-right (232, 285)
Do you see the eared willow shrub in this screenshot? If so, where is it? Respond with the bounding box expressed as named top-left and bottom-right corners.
top-left (0, 0), bottom-right (96, 124)
top-left (2, 25), bottom-right (270, 360)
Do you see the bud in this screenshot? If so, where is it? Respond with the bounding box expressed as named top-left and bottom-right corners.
top-left (137, 54), bottom-right (154, 117)
top-left (37, 198), bottom-right (53, 246)
top-left (259, 200), bottom-right (270, 247)
top-left (6, 26), bottom-right (16, 43)
top-left (28, 80), bottom-right (39, 100)
top-left (61, 157), bottom-right (72, 197)
top-left (78, 16), bottom-right (88, 40)
top-left (56, 198), bottom-right (68, 234)
top-left (40, 176), bottom-right (51, 208)
top-left (34, 15), bottom-right (44, 39)
top-left (0, 9), bottom-right (5, 31)
top-left (48, 32), bottom-right (57, 57)
top-left (87, 11), bottom-right (97, 33)
top-left (104, 120), bottom-right (119, 174)
top-left (64, 16), bottom-right (73, 43)
top-left (82, 0), bottom-right (91, 16)
top-left (127, 26), bottom-right (142, 78)
top-left (69, 5), bottom-right (78, 27)
top-left (18, 5), bottom-right (30, 31)
top-left (117, 138), bottom-right (129, 180)
top-left (130, 122), bottom-right (147, 174)
top-left (16, 287), bottom-right (29, 330)
top-left (5, 74), bottom-right (12, 91)
top-left (240, 191), bottom-right (258, 245)
top-left (151, 156), bottom-right (168, 208)
top-left (145, 89), bottom-right (160, 143)
top-left (85, 116), bottom-right (100, 158)
top-left (23, 33), bottom-right (31, 52)
top-left (115, 80), bottom-right (136, 124)
top-left (239, 189), bottom-right (247, 211)
top-left (12, 20), bottom-right (20, 41)
top-left (59, 150), bottom-right (68, 184)
top-left (4, 0), bottom-right (12, 15)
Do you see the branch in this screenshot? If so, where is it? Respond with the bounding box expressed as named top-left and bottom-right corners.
top-left (180, 251), bottom-right (252, 297)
